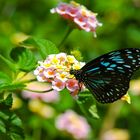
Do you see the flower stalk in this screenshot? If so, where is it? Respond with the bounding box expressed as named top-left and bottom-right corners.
top-left (58, 26), bottom-right (73, 49)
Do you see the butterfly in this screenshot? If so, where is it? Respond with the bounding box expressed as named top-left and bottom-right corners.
top-left (70, 48), bottom-right (140, 104)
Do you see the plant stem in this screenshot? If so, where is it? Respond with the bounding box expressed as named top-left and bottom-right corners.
top-left (33, 127), bottom-right (42, 140)
top-left (58, 26), bottom-right (73, 49)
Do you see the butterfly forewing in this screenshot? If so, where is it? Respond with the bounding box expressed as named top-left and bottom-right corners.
top-left (79, 48), bottom-right (140, 103)
top-left (82, 48), bottom-right (140, 76)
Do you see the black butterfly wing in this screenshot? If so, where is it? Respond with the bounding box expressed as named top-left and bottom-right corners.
top-left (83, 71), bottom-right (130, 103)
top-left (80, 48), bottom-right (140, 103)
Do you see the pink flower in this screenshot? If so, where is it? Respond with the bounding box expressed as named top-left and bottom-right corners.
top-left (66, 79), bottom-right (79, 92)
top-left (34, 66), bottom-right (47, 82)
top-left (56, 53), bottom-right (67, 63)
top-left (55, 110), bottom-right (91, 140)
top-left (51, 1), bottom-right (102, 37)
top-left (44, 68), bottom-right (56, 78)
top-left (52, 78), bottom-right (65, 91)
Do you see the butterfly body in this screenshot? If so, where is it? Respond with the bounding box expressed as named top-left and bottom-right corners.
top-left (70, 48), bottom-right (140, 104)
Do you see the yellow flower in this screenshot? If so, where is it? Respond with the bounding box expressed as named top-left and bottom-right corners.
top-left (28, 99), bottom-right (55, 118)
top-left (67, 55), bottom-right (77, 64)
top-left (121, 93), bottom-right (131, 104)
top-left (71, 50), bottom-right (83, 61)
top-left (43, 63), bottom-right (51, 68)
top-left (12, 95), bottom-right (23, 109)
top-left (72, 63), bottom-right (81, 70)
top-left (28, 99), bottom-right (43, 113)
top-left (51, 56), bottom-right (59, 64)
top-left (72, 62), bottom-right (85, 70)
top-left (56, 72), bottom-right (68, 82)
top-left (70, 1), bottom-right (80, 7)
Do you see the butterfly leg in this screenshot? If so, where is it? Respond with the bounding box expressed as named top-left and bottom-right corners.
top-left (78, 82), bottom-right (83, 92)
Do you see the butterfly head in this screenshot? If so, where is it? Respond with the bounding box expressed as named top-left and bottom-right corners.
top-left (70, 69), bottom-right (83, 82)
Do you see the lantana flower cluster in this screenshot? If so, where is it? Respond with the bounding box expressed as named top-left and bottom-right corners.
top-left (34, 53), bottom-right (85, 95)
top-left (50, 1), bottom-right (102, 37)
top-left (55, 110), bottom-right (91, 140)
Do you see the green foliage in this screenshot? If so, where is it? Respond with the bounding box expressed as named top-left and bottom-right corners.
top-left (0, 72), bottom-right (12, 89)
top-left (21, 37), bottom-right (59, 59)
top-left (0, 72), bottom-right (25, 91)
top-left (77, 92), bottom-right (99, 119)
top-left (10, 47), bottom-right (36, 72)
top-left (0, 94), bottom-right (24, 140)
top-left (89, 104), bottom-right (100, 119)
top-left (58, 89), bottom-right (74, 111)
top-left (0, 55), bottom-right (17, 72)
top-left (0, 94), bottom-right (13, 109)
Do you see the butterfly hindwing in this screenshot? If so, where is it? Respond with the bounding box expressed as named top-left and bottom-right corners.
top-left (83, 71), bottom-right (130, 103)
top-left (80, 48), bottom-right (140, 103)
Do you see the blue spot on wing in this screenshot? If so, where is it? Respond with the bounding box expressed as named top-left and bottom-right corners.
top-left (128, 56), bottom-right (133, 59)
top-left (116, 61), bottom-right (124, 63)
top-left (110, 64), bottom-right (117, 67)
top-left (86, 67), bottom-right (100, 73)
top-left (118, 70), bottom-right (125, 73)
top-left (124, 65), bottom-right (131, 68)
top-left (109, 51), bottom-right (120, 56)
top-left (126, 51), bottom-right (132, 53)
top-left (101, 62), bottom-right (110, 67)
top-left (112, 58), bottom-right (123, 61)
top-left (117, 67), bottom-right (123, 69)
top-left (107, 68), bottom-right (114, 71)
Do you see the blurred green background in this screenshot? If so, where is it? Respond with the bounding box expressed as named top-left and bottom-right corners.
top-left (0, 0), bottom-right (140, 140)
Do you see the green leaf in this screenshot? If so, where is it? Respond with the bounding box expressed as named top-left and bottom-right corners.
top-left (10, 114), bottom-right (22, 127)
top-left (0, 112), bottom-right (9, 120)
top-left (9, 114), bottom-right (24, 140)
top-left (0, 55), bottom-right (17, 72)
top-left (89, 104), bottom-right (100, 119)
top-left (10, 132), bottom-right (24, 140)
top-left (0, 72), bottom-right (12, 88)
top-left (0, 94), bottom-right (13, 109)
top-left (0, 120), bottom-right (6, 133)
top-left (0, 83), bottom-right (25, 91)
top-left (57, 89), bottom-right (74, 111)
top-left (21, 37), bottom-right (59, 59)
top-left (0, 95), bottom-right (24, 140)
top-left (4, 94), bottom-right (13, 108)
top-left (77, 92), bottom-right (99, 119)
top-left (10, 47), bottom-right (36, 72)
top-left (0, 71), bottom-right (25, 91)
